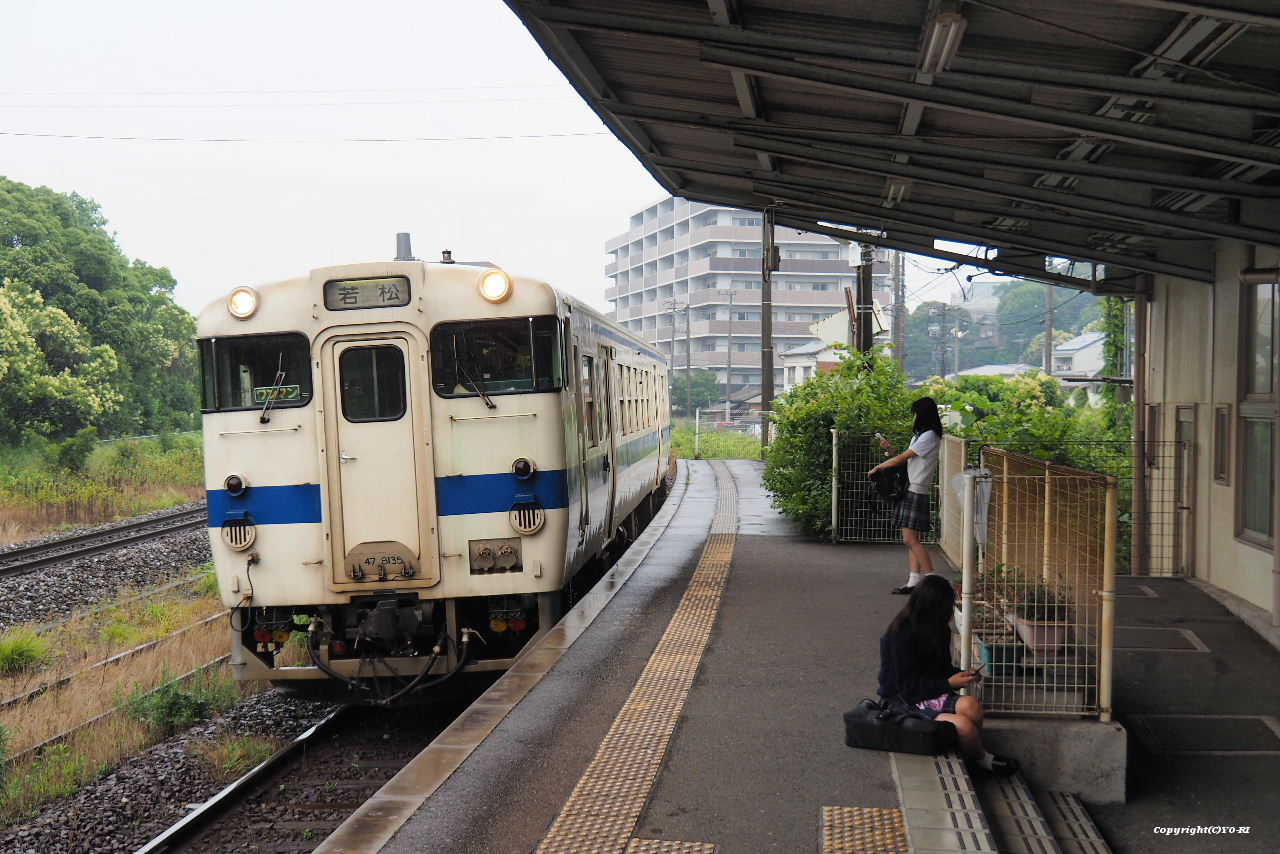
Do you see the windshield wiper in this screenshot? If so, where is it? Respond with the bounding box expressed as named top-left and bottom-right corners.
top-left (259, 355), bottom-right (286, 423)
top-left (455, 350), bottom-right (494, 409)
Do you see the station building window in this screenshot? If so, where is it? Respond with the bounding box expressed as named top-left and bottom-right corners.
top-left (1239, 276), bottom-right (1276, 547)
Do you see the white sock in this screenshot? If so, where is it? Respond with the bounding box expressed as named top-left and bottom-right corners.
top-left (976, 752), bottom-right (995, 770)
top-left (905, 571), bottom-right (922, 587)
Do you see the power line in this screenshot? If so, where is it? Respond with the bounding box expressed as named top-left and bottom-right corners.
top-left (0, 83), bottom-right (573, 97)
top-left (0, 130), bottom-right (611, 144)
top-left (0, 95), bottom-right (580, 109)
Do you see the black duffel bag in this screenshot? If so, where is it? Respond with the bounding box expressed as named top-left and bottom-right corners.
top-left (843, 696), bottom-right (958, 755)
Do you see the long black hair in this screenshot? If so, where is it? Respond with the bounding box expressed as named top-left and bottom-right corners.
top-left (911, 396), bottom-right (943, 438)
top-left (886, 573), bottom-right (955, 660)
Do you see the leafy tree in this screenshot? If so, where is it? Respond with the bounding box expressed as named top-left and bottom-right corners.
top-left (670, 369), bottom-right (723, 416)
top-left (0, 177), bottom-right (198, 438)
top-left (763, 349), bottom-right (915, 535)
top-left (0, 281), bottom-right (122, 440)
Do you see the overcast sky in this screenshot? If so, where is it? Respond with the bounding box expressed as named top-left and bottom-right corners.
top-left (2, 1), bottom-right (958, 317)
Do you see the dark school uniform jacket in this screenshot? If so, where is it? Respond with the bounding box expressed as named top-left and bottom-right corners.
top-left (877, 629), bottom-right (961, 704)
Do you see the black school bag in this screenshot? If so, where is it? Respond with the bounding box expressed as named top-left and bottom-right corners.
top-left (867, 465), bottom-right (908, 513)
top-left (843, 696), bottom-right (958, 755)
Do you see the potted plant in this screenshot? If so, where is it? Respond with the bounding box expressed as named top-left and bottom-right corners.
top-left (969, 602), bottom-right (1023, 673)
top-left (1009, 583), bottom-right (1074, 657)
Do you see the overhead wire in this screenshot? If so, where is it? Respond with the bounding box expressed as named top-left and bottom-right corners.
top-left (0, 129), bottom-right (611, 144)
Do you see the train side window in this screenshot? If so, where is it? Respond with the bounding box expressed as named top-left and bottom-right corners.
top-left (340, 345), bottom-right (407, 422)
top-left (582, 354), bottom-right (597, 447)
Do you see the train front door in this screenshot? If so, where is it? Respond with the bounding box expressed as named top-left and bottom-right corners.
top-left (323, 335), bottom-right (435, 585)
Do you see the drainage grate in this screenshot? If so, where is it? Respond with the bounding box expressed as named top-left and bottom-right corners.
top-left (1113, 626), bottom-right (1208, 652)
top-left (1129, 714), bottom-right (1280, 754)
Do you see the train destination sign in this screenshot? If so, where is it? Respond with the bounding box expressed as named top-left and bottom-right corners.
top-left (253, 385), bottom-right (302, 403)
top-left (323, 276), bottom-right (411, 310)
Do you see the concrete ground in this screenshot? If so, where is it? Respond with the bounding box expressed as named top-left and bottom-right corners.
top-left (377, 460), bottom-right (1280, 854)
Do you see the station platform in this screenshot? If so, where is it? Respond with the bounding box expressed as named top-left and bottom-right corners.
top-left (315, 459), bottom-right (1280, 854)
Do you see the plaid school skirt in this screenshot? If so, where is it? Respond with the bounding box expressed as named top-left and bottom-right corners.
top-left (892, 491), bottom-right (932, 532)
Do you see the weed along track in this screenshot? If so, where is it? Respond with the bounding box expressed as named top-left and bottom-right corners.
top-left (142, 701), bottom-right (475, 854)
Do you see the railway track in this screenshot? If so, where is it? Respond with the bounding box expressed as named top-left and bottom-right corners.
top-left (137, 699), bottom-right (476, 854)
top-left (0, 505), bottom-right (207, 578)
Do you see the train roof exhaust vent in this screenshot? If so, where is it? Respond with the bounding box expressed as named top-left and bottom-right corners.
top-left (394, 233), bottom-right (417, 262)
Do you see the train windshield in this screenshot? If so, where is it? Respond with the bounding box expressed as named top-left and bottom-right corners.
top-left (431, 315), bottom-right (563, 399)
top-left (198, 332), bottom-right (313, 412)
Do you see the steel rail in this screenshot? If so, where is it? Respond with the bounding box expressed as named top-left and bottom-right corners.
top-left (0, 506), bottom-right (207, 578)
top-left (133, 704), bottom-right (351, 854)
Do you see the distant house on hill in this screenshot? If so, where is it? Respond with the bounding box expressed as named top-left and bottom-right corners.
top-left (779, 340), bottom-right (846, 391)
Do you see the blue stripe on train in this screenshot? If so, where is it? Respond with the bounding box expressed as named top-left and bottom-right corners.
top-left (207, 484), bottom-right (324, 526)
top-left (435, 469), bottom-right (569, 516)
top-left (204, 435), bottom-right (674, 524)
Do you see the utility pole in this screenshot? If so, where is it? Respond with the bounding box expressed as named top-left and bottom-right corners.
top-left (725, 289), bottom-right (734, 424)
top-left (856, 243), bottom-right (874, 351)
top-left (665, 298), bottom-right (688, 417)
top-left (761, 207), bottom-right (777, 448)
top-left (1043, 283), bottom-right (1056, 374)
top-left (953, 310), bottom-right (962, 379)
top-left (892, 250), bottom-right (906, 366)
top-left (929, 306), bottom-right (944, 379)
top-left (685, 306), bottom-right (692, 419)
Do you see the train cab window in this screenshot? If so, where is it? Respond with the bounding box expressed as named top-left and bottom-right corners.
top-left (431, 315), bottom-right (563, 400)
top-left (340, 345), bottom-right (406, 422)
top-left (198, 333), bottom-right (312, 412)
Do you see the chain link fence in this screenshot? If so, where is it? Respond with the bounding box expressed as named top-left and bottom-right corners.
top-left (830, 431), bottom-right (939, 544)
top-left (943, 438), bottom-right (1186, 577)
top-left (955, 459), bottom-right (1118, 718)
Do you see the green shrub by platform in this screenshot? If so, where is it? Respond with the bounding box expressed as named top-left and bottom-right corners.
top-left (762, 349), bottom-right (914, 536)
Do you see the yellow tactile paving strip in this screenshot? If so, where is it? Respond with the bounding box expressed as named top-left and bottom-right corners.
top-left (821, 807), bottom-right (909, 854)
top-left (536, 461), bottom-right (737, 854)
top-left (627, 839), bottom-right (717, 854)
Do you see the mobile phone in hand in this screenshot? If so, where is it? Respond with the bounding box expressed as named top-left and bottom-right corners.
top-left (970, 662), bottom-right (986, 674)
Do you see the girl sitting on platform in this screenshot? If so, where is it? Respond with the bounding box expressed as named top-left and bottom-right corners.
top-left (878, 574), bottom-right (1019, 776)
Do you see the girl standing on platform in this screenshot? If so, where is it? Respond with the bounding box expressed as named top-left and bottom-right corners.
top-left (867, 395), bottom-right (944, 594)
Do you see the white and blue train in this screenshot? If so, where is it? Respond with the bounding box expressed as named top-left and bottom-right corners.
top-left (198, 236), bottom-right (670, 701)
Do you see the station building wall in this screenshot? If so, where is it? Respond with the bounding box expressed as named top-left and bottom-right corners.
top-left (1148, 240), bottom-right (1276, 617)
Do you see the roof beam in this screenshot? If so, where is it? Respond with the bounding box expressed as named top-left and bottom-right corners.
top-left (754, 181), bottom-right (1213, 281)
top-left (598, 99), bottom-right (1280, 199)
top-left (702, 45), bottom-right (1280, 170)
top-left (706, 0), bottom-right (773, 170)
top-left (771, 213), bottom-right (1131, 293)
top-left (646, 153), bottom-right (1208, 280)
top-left (734, 132), bottom-right (1280, 246)
top-left (515, 3), bottom-right (1280, 113)
top-left (1105, 0), bottom-right (1280, 28)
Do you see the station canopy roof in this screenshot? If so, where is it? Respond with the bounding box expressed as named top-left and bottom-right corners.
top-left (506, 0), bottom-right (1280, 294)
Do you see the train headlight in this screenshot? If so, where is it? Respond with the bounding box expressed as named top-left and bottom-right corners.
top-left (478, 270), bottom-right (512, 303)
top-left (512, 457), bottom-right (536, 480)
top-left (227, 286), bottom-right (259, 319)
top-left (224, 474), bottom-right (248, 497)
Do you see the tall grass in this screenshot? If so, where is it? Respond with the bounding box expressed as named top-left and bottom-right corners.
top-left (0, 566), bottom-right (263, 827)
top-left (0, 433), bottom-right (203, 544)
top-left (670, 425), bottom-right (761, 460)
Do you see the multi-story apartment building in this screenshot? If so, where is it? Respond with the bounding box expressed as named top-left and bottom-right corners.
top-left (604, 197), bottom-right (894, 398)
